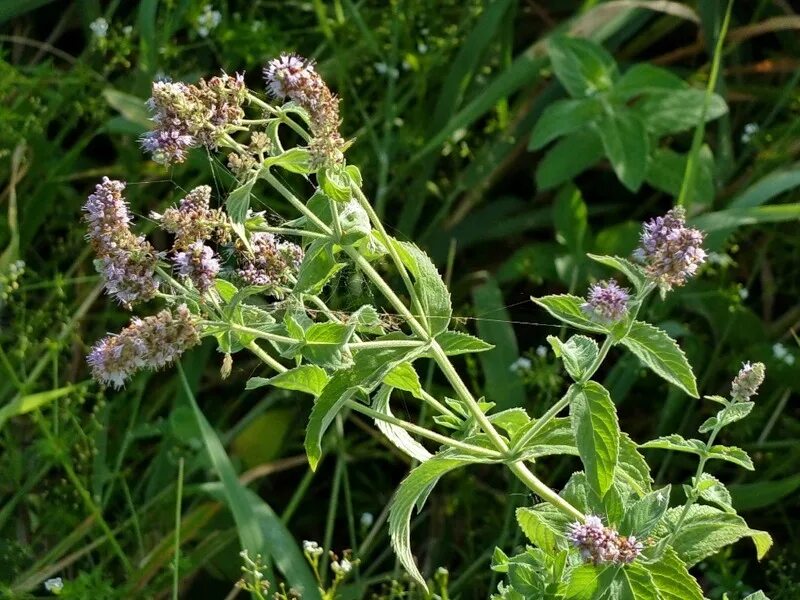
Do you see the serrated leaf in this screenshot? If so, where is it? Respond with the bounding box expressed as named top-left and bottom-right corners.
top-left (548, 35), bottom-right (617, 98)
top-left (226, 177), bottom-right (257, 224)
top-left (586, 254), bottom-right (647, 293)
top-left (318, 166), bottom-right (352, 201)
top-left (620, 486), bottom-right (670, 537)
top-left (639, 434), bottom-right (705, 455)
top-left (490, 408), bottom-right (531, 438)
top-left (547, 334), bottom-right (599, 381)
top-left (743, 592), bottom-right (770, 600)
top-left (263, 147), bottom-right (312, 174)
top-left (617, 432), bottom-right (652, 495)
top-left (707, 444), bottom-right (754, 470)
top-left (618, 563), bottom-right (658, 600)
top-left (634, 89), bottom-right (728, 137)
top-left (645, 547), bottom-right (703, 600)
top-left (596, 109), bottom-right (649, 192)
top-left (571, 382), bottom-right (620, 496)
top-left (530, 98), bottom-right (603, 149)
top-left (434, 330), bottom-right (494, 355)
top-left (301, 322), bottom-right (355, 369)
top-left (516, 417), bottom-right (577, 459)
top-left (388, 452), bottom-right (478, 591)
top-left (532, 294), bottom-right (607, 333)
top-left (695, 473), bottom-right (734, 513)
top-left (383, 361), bottom-right (423, 399)
top-left (372, 386), bottom-right (432, 463)
top-left (658, 504), bottom-right (772, 566)
top-left (563, 564), bottom-right (616, 600)
top-left (620, 321), bottom-right (698, 397)
top-left (395, 239), bottom-right (452, 335)
top-left (246, 365), bottom-right (329, 396)
top-left (516, 507), bottom-right (565, 552)
top-left (699, 402), bottom-right (754, 433)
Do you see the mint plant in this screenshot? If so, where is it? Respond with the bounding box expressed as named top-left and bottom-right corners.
top-left (84, 51), bottom-right (772, 599)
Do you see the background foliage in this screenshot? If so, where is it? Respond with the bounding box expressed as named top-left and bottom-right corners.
top-left (1, 0), bottom-right (799, 598)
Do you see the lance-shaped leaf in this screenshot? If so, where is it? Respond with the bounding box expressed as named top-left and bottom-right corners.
top-left (294, 239), bottom-right (345, 295)
top-left (532, 294), bottom-right (607, 333)
top-left (620, 321), bottom-right (698, 397)
top-left (383, 361), bottom-right (424, 399)
top-left (698, 401), bottom-right (754, 433)
top-left (394, 239), bottom-right (452, 335)
top-left (693, 473), bottom-right (734, 513)
top-left (586, 254), bottom-right (647, 293)
top-left (547, 334), bottom-right (599, 381)
top-left (372, 386), bottom-right (432, 463)
top-left (571, 382), bottom-right (620, 496)
top-left (620, 485), bottom-right (671, 537)
top-left (388, 452), bottom-right (479, 590)
top-left (645, 547), bottom-right (703, 600)
top-left (246, 364), bottom-right (329, 396)
top-left (657, 504), bottom-right (772, 566)
top-left (433, 330), bottom-right (494, 355)
top-left (516, 507), bottom-right (566, 553)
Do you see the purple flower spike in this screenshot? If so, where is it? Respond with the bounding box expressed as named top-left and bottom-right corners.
top-left (236, 232), bottom-right (303, 288)
top-left (87, 304), bottom-right (200, 388)
top-left (583, 279), bottom-right (629, 323)
top-left (635, 206), bottom-right (706, 290)
top-left (83, 177), bottom-right (158, 308)
top-left (567, 515), bottom-right (643, 565)
top-left (174, 241), bottom-right (220, 293)
top-left (730, 361), bottom-right (765, 402)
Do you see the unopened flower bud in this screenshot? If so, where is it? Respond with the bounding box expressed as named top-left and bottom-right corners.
top-left (730, 361), bottom-right (765, 401)
top-left (582, 279), bottom-right (629, 323)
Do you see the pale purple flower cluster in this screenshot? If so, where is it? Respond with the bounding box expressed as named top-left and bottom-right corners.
top-left (236, 232), bottom-right (303, 288)
top-left (730, 361), bottom-right (765, 402)
top-left (567, 515), bottom-right (643, 565)
top-left (84, 178), bottom-right (158, 308)
top-left (174, 241), bottom-right (220, 293)
top-left (154, 185), bottom-right (229, 250)
top-left (263, 54), bottom-right (345, 167)
top-left (634, 206), bottom-right (706, 289)
top-left (87, 304), bottom-right (200, 388)
top-left (582, 279), bottom-right (629, 323)
top-left (142, 73), bottom-right (247, 165)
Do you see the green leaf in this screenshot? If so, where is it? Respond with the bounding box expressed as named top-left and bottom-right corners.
top-left (246, 365), bottom-right (329, 397)
top-left (388, 452), bottom-right (476, 591)
top-left (490, 408), bottom-right (531, 438)
top-left (620, 486), bottom-right (670, 537)
top-left (645, 146), bottom-right (714, 209)
top-left (618, 563), bottom-right (658, 600)
top-left (635, 89), bottom-right (728, 137)
top-left (617, 432), bottom-right (652, 495)
top-left (596, 109), bottom-right (649, 192)
top-left (729, 473), bottom-right (800, 512)
top-left (612, 64), bottom-right (687, 100)
top-left (516, 417), bottom-right (577, 459)
top-left (586, 254), bottom-right (647, 293)
top-left (372, 386), bottom-right (432, 463)
top-left (536, 129), bottom-right (605, 190)
top-left (434, 330), bottom-right (494, 355)
top-left (548, 35), bottom-right (617, 98)
top-left (694, 473), bottom-right (734, 513)
top-left (571, 382), bottom-right (620, 495)
top-left (689, 204), bottom-right (800, 232)
top-left (563, 564), bottom-right (616, 600)
top-left (301, 322), bottom-right (355, 368)
top-left (658, 504), bottom-right (772, 566)
top-left (294, 240), bottom-right (345, 295)
top-left (553, 184), bottom-right (588, 255)
top-left (743, 592), bottom-right (770, 600)
top-left (516, 507), bottom-right (565, 552)
top-left (640, 434), bottom-right (705, 455)
top-left (529, 98), bottom-right (602, 150)
top-left (620, 321), bottom-right (698, 397)
top-left (226, 177), bottom-right (257, 224)
top-left (645, 547), bottom-right (703, 600)
top-left (547, 334), bottom-right (599, 381)
top-left (263, 147), bottom-right (312, 174)
top-left (473, 278), bottom-right (524, 409)
top-left (698, 401), bottom-right (754, 433)
top-left (395, 239), bottom-right (452, 335)
top-left (304, 347), bottom-right (424, 469)
top-left (532, 294), bottom-right (607, 334)
top-left (102, 89), bottom-right (150, 129)
top-left (383, 362), bottom-right (423, 399)
top-left (215, 279), bottom-right (239, 302)
top-left (318, 166), bottom-right (352, 202)
top-left (706, 444), bottom-right (754, 470)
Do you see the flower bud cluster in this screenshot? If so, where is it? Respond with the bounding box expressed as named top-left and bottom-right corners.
top-left (263, 54), bottom-right (345, 168)
top-left (174, 241), bottom-right (220, 293)
top-left (142, 72), bottom-right (247, 164)
top-left (84, 178), bottom-right (159, 308)
top-left (582, 279), bottom-right (629, 323)
top-left (634, 206), bottom-right (706, 289)
top-left (87, 304), bottom-right (200, 388)
top-left (730, 361), bottom-right (765, 402)
top-left (567, 515), bottom-right (643, 565)
top-left (236, 232), bottom-right (303, 288)
top-left (154, 185), bottom-right (229, 250)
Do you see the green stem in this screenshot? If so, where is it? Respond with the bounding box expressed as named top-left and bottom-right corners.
top-left (259, 169), bottom-right (333, 235)
top-left (348, 340), bottom-right (426, 350)
top-left (246, 341), bottom-right (287, 373)
top-left (351, 184), bottom-right (430, 332)
top-left (329, 197), bottom-right (344, 241)
top-left (253, 225), bottom-right (328, 239)
top-left (344, 400), bottom-right (502, 460)
top-left (172, 457), bottom-right (184, 600)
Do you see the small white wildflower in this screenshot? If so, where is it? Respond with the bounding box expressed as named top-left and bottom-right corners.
top-left (340, 558), bottom-right (352, 574)
top-left (510, 357), bottom-right (532, 373)
top-left (44, 577), bottom-right (64, 593)
top-left (536, 345), bottom-right (548, 358)
top-left (122, 25), bottom-right (133, 36)
top-left (360, 512), bottom-right (374, 528)
top-left (417, 41), bottom-right (428, 54)
top-left (90, 17), bottom-right (109, 39)
top-left (302, 540), bottom-right (323, 557)
top-left (773, 343), bottom-right (788, 360)
top-left (738, 287), bottom-right (749, 300)
top-left (741, 122), bottom-right (759, 144)
top-left (374, 62), bottom-right (388, 75)
top-left (784, 353), bottom-right (795, 366)
top-left (196, 4), bottom-right (222, 38)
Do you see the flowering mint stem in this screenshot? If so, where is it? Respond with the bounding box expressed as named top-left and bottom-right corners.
top-left (259, 168), bottom-right (333, 235)
top-left (246, 93), bottom-right (311, 142)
